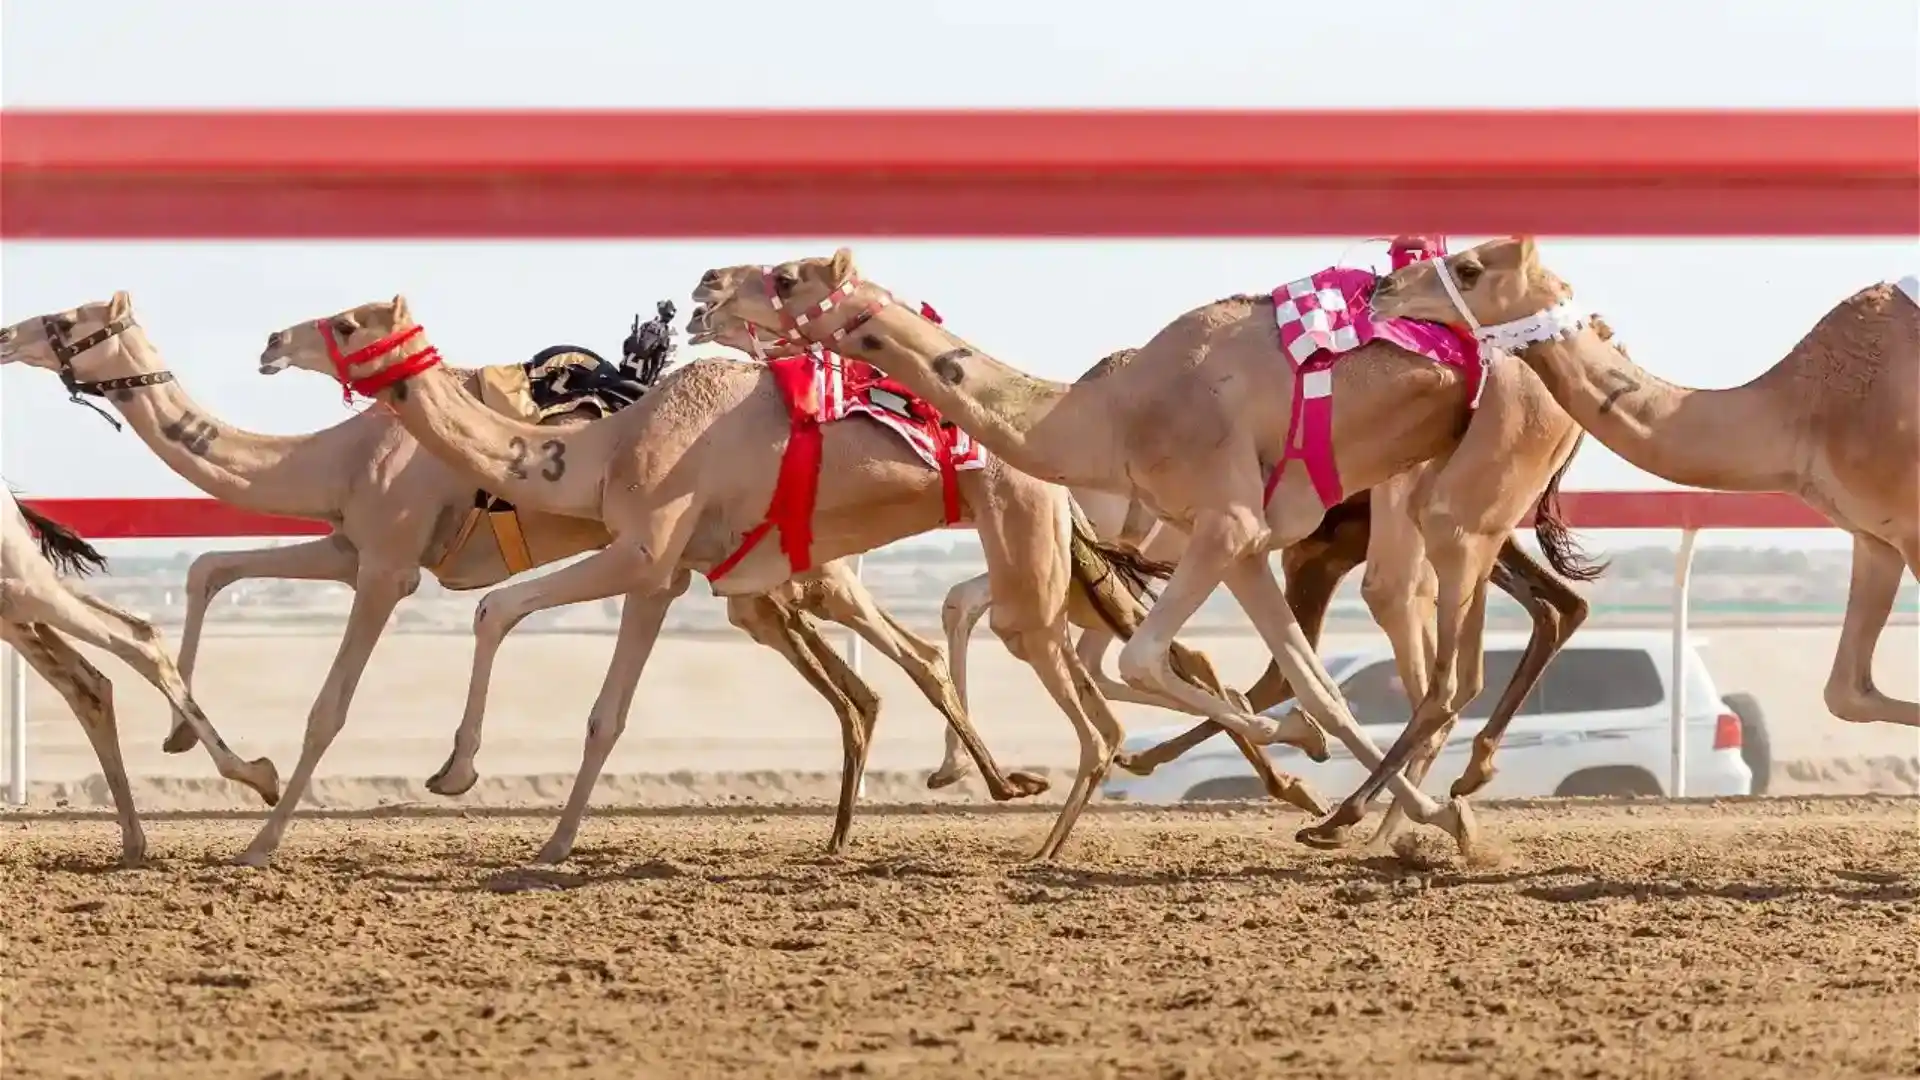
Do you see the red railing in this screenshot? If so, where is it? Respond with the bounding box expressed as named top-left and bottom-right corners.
top-left (4, 109), bottom-right (1915, 237)
top-left (12, 491), bottom-right (1836, 539)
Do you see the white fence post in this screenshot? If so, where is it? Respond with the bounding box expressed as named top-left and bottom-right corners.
top-left (6, 646), bottom-right (26, 806)
top-left (1669, 528), bottom-right (1699, 798)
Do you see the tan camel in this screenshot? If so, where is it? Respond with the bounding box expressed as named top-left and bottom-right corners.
top-left (0, 489), bottom-right (279, 864)
top-left (0, 297), bottom-right (1037, 866)
top-left (933, 338), bottom-right (1601, 836)
top-left (266, 325), bottom-right (1033, 857)
top-left (689, 244), bottom-right (1611, 854)
top-left (1369, 236), bottom-right (1920, 730)
top-left (256, 293), bottom-right (1284, 864)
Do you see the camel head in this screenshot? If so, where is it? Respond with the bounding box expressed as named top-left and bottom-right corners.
top-left (1369, 236), bottom-right (1573, 330)
top-left (0, 292), bottom-right (142, 380)
top-left (260, 295), bottom-right (419, 385)
top-left (686, 248), bottom-right (863, 357)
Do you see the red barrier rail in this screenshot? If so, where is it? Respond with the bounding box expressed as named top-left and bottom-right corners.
top-left (16, 491), bottom-right (1832, 540)
top-left (4, 109), bottom-right (1915, 238)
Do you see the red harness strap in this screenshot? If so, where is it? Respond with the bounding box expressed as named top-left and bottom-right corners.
top-left (1262, 235), bottom-right (1457, 510)
top-left (707, 354), bottom-right (828, 582)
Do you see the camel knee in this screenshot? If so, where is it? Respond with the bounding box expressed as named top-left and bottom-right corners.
top-left (1116, 633), bottom-right (1169, 690)
top-left (185, 558), bottom-right (239, 607)
top-left (1823, 678), bottom-right (1877, 724)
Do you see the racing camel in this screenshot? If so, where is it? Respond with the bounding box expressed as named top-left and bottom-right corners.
top-left (1368, 236), bottom-right (1920, 735)
top-left (0, 489), bottom-right (278, 864)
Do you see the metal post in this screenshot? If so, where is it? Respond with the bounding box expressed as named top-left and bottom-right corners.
top-left (1670, 528), bottom-right (1699, 798)
top-left (6, 646), bottom-right (26, 806)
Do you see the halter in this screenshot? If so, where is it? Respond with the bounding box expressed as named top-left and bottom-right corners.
top-left (41, 314), bottom-right (171, 432)
top-left (317, 319), bottom-right (442, 403)
top-left (1431, 254), bottom-right (1590, 352)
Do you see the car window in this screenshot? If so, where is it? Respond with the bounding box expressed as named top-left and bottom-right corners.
top-left (1537, 648), bottom-right (1666, 713)
top-left (1459, 649), bottom-right (1547, 720)
top-left (1338, 650), bottom-right (1548, 725)
top-left (1337, 661), bottom-right (1412, 726)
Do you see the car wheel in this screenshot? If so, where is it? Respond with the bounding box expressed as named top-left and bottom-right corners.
top-left (1722, 691), bottom-right (1770, 795)
top-left (1181, 777), bottom-right (1269, 803)
top-left (1554, 767), bottom-right (1663, 799)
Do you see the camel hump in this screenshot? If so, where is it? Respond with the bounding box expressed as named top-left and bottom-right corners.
top-left (1896, 275), bottom-right (1919, 308)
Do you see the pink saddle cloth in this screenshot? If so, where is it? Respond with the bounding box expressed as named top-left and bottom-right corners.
top-left (1265, 240), bottom-right (1485, 508)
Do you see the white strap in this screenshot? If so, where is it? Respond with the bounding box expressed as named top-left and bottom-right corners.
top-left (1434, 255), bottom-right (1589, 350)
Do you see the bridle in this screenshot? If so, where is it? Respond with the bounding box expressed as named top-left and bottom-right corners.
top-left (40, 313), bottom-right (170, 432)
top-left (728, 265), bottom-right (942, 361)
top-left (316, 318), bottom-right (442, 404)
top-left (1422, 244), bottom-right (1590, 353)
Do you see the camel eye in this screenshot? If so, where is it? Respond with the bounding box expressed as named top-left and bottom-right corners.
top-left (330, 317), bottom-right (358, 338)
top-left (773, 268), bottom-right (800, 295)
top-left (1453, 260), bottom-right (1484, 288)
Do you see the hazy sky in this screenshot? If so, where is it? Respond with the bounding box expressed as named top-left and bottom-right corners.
top-left (3, 0), bottom-right (1916, 552)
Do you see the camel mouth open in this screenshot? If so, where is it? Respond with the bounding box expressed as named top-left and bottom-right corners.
top-left (683, 302), bottom-right (722, 345)
top-left (258, 352), bottom-right (291, 375)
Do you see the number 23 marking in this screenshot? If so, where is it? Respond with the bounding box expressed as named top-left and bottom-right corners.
top-left (507, 437), bottom-right (567, 481)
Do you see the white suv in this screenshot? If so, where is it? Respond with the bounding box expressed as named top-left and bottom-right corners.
top-left (1100, 629), bottom-right (1754, 804)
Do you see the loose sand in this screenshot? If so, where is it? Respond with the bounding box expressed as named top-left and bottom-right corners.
top-left (2, 799), bottom-right (1915, 1078)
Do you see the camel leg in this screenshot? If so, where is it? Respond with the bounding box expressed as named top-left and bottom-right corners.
top-left (426, 572), bottom-right (545, 797)
top-left (1, 623), bottom-right (144, 865)
top-left (725, 594), bottom-right (879, 855)
top-left (1448, 539), bottom-right (1588, 798)
top-left (933, 572), bottom-right (995, 785)
top-left (165, 537), bottom-right (357, 754)
top-left (1823, 533), bottom-right (1919, 727)
top-left (536, 572), bottom-right (687, 866)
top-left (1110, 512), bottom-right (1291, 742)
top-left (19, 588), bottom-right (280, 805)
top-left (1297, 513), bottom-right (1504, 851)
top-left (977, 494), bottom-right (1125, 862)
top-left (234, 564), bottom-right (418, 866)
top-left (811, 562), bottom-right (1048, 802)
top-left (1114, 534), bottom-right (1361, 775)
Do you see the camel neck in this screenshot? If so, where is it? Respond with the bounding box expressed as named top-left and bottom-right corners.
top-left (101, 332), bottom-right (342, 517)
top-left (373, 360), bottom-right (609, 519)
top-left (834, 304), bottom-right (1118, 488)
top-left (1522, 327), bottom-right (1799, 492)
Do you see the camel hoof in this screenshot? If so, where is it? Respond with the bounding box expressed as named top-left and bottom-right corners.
top-left (1274, 782), bottom-right (1329, 818)
top-left (232, 849), bottom-right (273, 870)
top-left (1110, 752), bottom-right (1156, 777)
top-left (1273, 708), bottom-right (1331, 763)
top-left (925, 764), bottom-right (970, 790)
top-left (426, 758), bottom-right (479, 798)
top-left (239, 758), bottom-right (282, 807)
top-left (531, 840), bottom-right (573, 866)
top-left (161, 725), bottom-right (200, 755)
top-left (119, 839), bottom-right (150, 869)
top-left (1295, 820), bottom-right (1356, 850)
top-left (1433, 796), bottom-right (1481, 855)
top-left (1002, 771), bottom-right (1051, 799)
top-left (1449, 763), bottom-right (1493, 799)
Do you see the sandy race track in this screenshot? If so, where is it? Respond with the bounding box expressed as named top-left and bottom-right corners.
top-left (2, 798), bottom-right (1915, 1079)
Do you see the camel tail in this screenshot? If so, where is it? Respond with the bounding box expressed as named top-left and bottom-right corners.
top-left (1064, 494), bottom-right (1173, 638)
top-left (1529, 436), bottom-right (1607, 583)
top-left (17, 499), bottom-right (109, 578)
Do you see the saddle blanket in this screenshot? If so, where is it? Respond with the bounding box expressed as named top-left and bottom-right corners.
top-left (805, 350), bottom-right (989, 476)
top-left (1266, 250), bottom-right (1486, 509)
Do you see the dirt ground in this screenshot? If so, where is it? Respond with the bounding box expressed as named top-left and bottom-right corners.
top-left (2, 799), bottom-right (1916, 1079)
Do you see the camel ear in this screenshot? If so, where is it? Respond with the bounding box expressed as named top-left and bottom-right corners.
top-left (108, 290), bottom-right (133, 321)
top-left (390, 294), bottom-right (412, 326)
top-left (828, 246), bottom-right (856, 283)
top-left (1515, 235), bottom-right (1540, 268)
